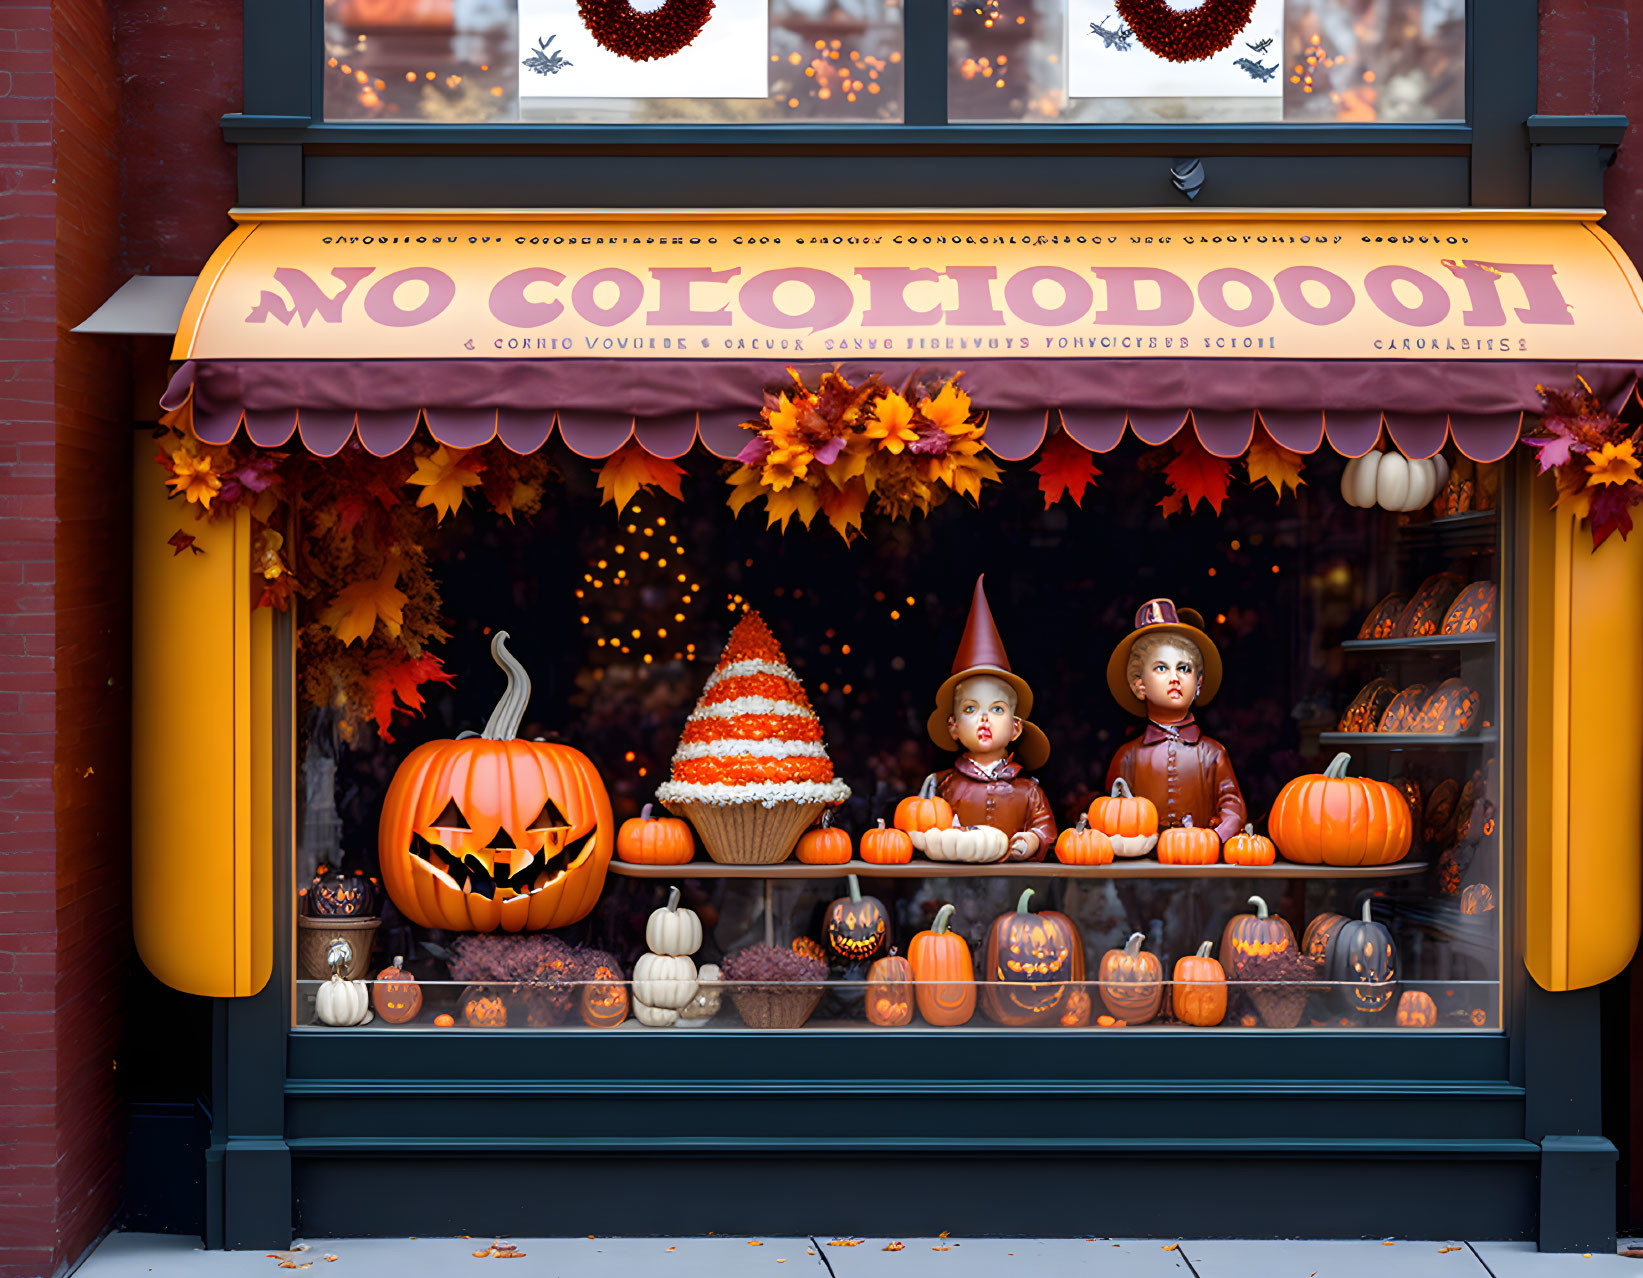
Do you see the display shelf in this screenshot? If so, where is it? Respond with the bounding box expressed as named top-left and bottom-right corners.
top-left (1395, 511), bottom-right (1499, 551)
top-left (1340, 635), bottom-right (1495, 653)
top-left (1318, 731), bottom-right (1498, 749)
top-left (608, 858), bottom-right (1429, 880)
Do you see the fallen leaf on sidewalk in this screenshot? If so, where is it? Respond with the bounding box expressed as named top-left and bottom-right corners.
top-left (324, 1256), bottom-right (338, 1263)
top-left (938, 1231), bottom-right (950, 1239)
top-left (1439, 1246), bottom-right (1462, 1254)
top-left (1162, 1244), bottom-right (1178, 1251)
top-left (932, 1246), bottom-right (952, 1252)
top-left (1618, 1249), bottom-right (1643, 1258)
top-left (748, 1240), bottom-right (763, 1246)
top-left (883, 1242), bottom-right (904, 1252)
top-left (827, 1239), bottom-right (864, 1247)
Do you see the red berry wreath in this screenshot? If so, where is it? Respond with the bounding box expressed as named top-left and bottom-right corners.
top-left (1114, 0), bottom-right (1258, 63)
top-left (576, 0), bottom-right (716, 62)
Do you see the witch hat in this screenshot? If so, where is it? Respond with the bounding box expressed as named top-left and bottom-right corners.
top-left (925, 575), bottom-right (1050, 770)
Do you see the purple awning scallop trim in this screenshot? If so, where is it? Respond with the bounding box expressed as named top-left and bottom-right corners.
top-left (983, 410), bottom-right (1051, 462)
top-left (161, 358), bottom-right (1643, 464)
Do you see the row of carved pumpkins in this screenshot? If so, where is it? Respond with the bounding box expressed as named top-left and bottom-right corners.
top-left (852, 892), bottom-right (1412, 1029)
top-left (1338, 677), bottom-right (1483, 736)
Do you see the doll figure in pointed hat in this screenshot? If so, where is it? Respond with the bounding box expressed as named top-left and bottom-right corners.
top-left (1103, 599), bottom-right (1247, 848)
top-left (924, 576), bottom-right (1056, 862)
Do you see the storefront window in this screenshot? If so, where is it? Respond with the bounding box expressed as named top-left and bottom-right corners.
top-left (293, 438), bottom-right (1503, 1034)
top-left (322, 0), bottom-right (905, 123)
top-left (949, 0), bottom-right (1466, 124)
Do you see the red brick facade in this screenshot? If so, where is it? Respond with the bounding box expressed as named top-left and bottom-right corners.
top-left (0, 0), bottom-right (236, 1270)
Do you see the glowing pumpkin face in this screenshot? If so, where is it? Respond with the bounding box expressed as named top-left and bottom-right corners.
top-left (378, 632), bottom-right (613, 933)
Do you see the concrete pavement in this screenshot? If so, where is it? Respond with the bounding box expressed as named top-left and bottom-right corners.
top-left (70, 1233), bottom-right (1643, 1277)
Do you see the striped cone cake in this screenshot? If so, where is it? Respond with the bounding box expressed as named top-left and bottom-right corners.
top-left (656, 611), bottom-right (849, 864)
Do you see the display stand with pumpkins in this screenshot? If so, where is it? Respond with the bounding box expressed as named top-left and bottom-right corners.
top-left (631, 888), bottom-right (702, 1027)
top-left (297, 868), bottom-right (381, 981)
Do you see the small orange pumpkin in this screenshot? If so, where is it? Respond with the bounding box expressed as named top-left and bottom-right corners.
top-left (866, 952), bottom-right (914, 1027)
top-left (1097, 931), bottom-right (1163, 1025)
top-left (1087, 777), bottom-right (1159, 858)
top-left (1301, 911), bottom-right (1347, 962)
top-left (579, 963), bottom-right (629, 1028)
top-left (1396, 989), bottom-right (1437, 1028)
top-left (894, 775), bottom-right (954, 840)
top-left (1224, 823), bottom-right (1276, 866)
top-left (461, 986), bottom-right (508, 1028)
top-left (907, 903), bottom-right (975, 1027)
top-left (433, 1013), bottom-right (456, 1027)
top-left (1157, 815), bottom-right (1220, 866)
top-left (791, 936), bottom-right (827, 964)
top-left (616, 802), bottom-right (695, 865)
top-left (1054, 814), bottom-right (1115, 866)
top-left (371, 955), bottom-right (422, 1024)
top-left (859, 818), bottom-right (914, 866)
top-left (1171, 941), bottom-right (1228, 1027)
top-left (1269, 752), bottom-right (1413, 866)
top-left (796, 810), bottom-right (852, 865)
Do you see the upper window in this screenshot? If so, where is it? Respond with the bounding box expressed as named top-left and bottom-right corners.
top-left (949, 0), bottom-right (1466, 124)
top-left (322, 0), bottom-right (1464, 126)
top-left (323, 0), bottom-right (906, 123)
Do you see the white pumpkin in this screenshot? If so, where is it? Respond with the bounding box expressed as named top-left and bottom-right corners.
top-left (921, 816), bottom-right (1011, 864)
top-left (315, 972), bottom-right (370, 1026)
top-left (1340, 445), bottom-right (1442, 512)
top-left (632, 952), bottom-right (698, 1010)
top-left (678, 964), bottom-right (721, 1022)
top-left (644, 886), bottom-right (702, 956)
top-left (632, 998), bottom-right (680, 1027)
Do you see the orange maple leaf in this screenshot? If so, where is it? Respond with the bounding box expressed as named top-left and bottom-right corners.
top-left (319, 562), bottom-right (406, 646)
top-left (1160, 433), bottom-right (1231, 516)
top-left (406, 446), bottom-right (485, 522)
top-left (818, 478), bottom-right (869, 542)
top-left (594, 440), bottom-right (685, 514)
top-left (1032, 431), bottom-right (1101, 508)
top-left (1245, 426), bottom-right (1306, 498)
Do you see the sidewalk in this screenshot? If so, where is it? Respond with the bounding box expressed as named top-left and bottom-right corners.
top-left (72, 1234), bottom-right (1643, 1278)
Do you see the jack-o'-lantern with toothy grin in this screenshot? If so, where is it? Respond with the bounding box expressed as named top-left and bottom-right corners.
top-left (378, 631), bottom-right (613, 933)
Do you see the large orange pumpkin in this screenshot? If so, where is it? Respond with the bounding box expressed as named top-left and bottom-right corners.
top-left (1087, 777), bottom-right (1159, 858)
top-left (907, 903), bottom-right (975, 1027)
top-left (378, 632), bottom-right (615, 933)
top-left (1268, 752), bottom-right (1412, 867)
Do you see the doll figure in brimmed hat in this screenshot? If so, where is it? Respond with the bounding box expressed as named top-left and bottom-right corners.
top-left (924, 576), bottom-right (1056, 862)
top-left (1104, 599), bottom-right (1247, 847)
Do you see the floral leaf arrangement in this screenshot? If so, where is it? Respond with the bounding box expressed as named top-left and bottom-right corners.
top-left (448, 933), bottom-right (627, 1027)
top-left (726, 369), bottom-right (1001, 541)
top-left (721, 942), bottom-right (827, 1029)
top-left (1530, 380), bottom-right (1643, 548)
top-left (154, 408), bottom-right (556, 741)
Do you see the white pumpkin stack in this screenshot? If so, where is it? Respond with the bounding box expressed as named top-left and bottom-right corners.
top-left (632, 887), bottom-right (702, 1027)
top-left (1340, 444), bottom-right (1449, 513)
top-left (314, 939), bottom-right (371, 1026)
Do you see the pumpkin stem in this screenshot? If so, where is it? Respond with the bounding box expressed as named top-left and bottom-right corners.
top-left (641, 802), bottom-right (654, 820)
top-left (666, 886), bottom-right (681, 913)
top-left (1015, 887), bottom-right (1035, 915)
top-left (1182, 815), bottom-right (1194, 828)
top-left (1243, 824), bottom-right (1255, 838)
top-left (848, 874), bottom-right (862, 903)
top-left (1111, 777), bottom-right (1134, 799)
top-left (918, 773), bottom-right (938, 800)
top-left (478, 631), bottom-right (531, 741)
top-left (1196, 941), bottom-right (1213, 959)
top-left (1248, 895), bottom-right (1270, 919)
top-left (1361, 899), bottom-right (1374, 923)
top-left (1124, 931), bottom-right (1145, 957)
top-left (1323, 751), bottom-right (1354, 780)
top-left (820, 810), bottom-right (832, 830)
top-left (876, 818), bottom-right (887, 830)
top-left (931, 903), bottom-right (955, 935)
top-left (392, 955), bottom-right (405, 969)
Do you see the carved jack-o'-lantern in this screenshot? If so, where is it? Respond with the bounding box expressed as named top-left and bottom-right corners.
top-left (824, 875), bottom-right (889, 963)
top-left (378, 632), bottom-right (614, 934)
top-left (1324, 900), bottom-right (1399, 1015)
top-left (980, 888), bottom-right (1085, 1027)
top-left (303, 869), bottom-right (379, 918)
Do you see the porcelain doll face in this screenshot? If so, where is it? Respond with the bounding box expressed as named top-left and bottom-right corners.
top-left (1129, 638), bottom-right (1201, 723)
top-left (948, 674), bottom-right (1023, 763)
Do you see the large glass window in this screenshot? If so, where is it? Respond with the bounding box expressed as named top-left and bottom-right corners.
top-left (949, 0), bottom-right (1466, 124)
top-left (323, 0), bottom-right (905, 122)
top-left (293, 438), bottom-right (1503, 1033)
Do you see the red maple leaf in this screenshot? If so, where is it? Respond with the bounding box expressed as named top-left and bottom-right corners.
top-left (168, 529), bottom-right (203, 556)
top-left (1588, 483), bottom-right (1641, 549)
top-left (1160, 433), bottom-right (1231, 516)
top-left (367, 653), bottom-right (455, 742)
top-left (1032, 431), bottom-right (1101, 509)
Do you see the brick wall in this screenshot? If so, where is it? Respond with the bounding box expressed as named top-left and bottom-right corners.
top-left (0, 0), bottom-right (237, 1268)
top-left (1540, 0), bottom-right (1643, 258)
